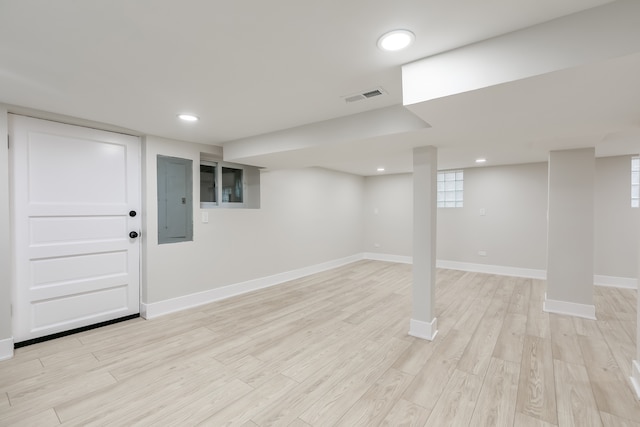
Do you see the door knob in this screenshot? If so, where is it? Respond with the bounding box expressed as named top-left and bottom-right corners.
top-left (129, 210), bottom-right (137, 217)
top-left (129, 231), bottom-right (139, 238)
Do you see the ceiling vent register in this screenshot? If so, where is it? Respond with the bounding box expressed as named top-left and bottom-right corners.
top-left (343, 87), bottom-right (386, 103)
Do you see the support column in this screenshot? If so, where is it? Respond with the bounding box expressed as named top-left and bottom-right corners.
top-left (544, 148), bottom-right (596, 319)
top-left (631, 215), bottom-right (640, 399)
top-left (409, 146), bottom-right (438, 340)
top-left (0, 108), bottom-right (13, 361)
top-left (632, 288), bottom-right (640, 398)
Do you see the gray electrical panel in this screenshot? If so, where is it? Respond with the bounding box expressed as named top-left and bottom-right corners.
top-left (157, 155), bottom-right (193, 244)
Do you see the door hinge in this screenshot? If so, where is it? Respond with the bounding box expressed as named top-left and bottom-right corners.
top-left (7, 135), bottom-right (9, 149)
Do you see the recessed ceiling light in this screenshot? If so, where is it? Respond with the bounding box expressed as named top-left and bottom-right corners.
top-left (377, 167), bottom-right (385, 172)
top-left (377, 30), bottom-right (415, 51)
top-left (178, 114), bottom-right (199, 122)
top-left (475, 158), bottom-right (487, 164)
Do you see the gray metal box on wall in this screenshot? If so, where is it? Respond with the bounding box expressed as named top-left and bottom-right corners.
top-left (157, 155), bottom-right (193, 244)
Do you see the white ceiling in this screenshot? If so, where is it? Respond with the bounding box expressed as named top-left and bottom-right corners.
top-left (3, 0), bottom-right (637, 176)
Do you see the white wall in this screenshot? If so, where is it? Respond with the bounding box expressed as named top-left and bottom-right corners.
top-left (438, 162), bottom-right (548, 270)
top-left (0, 108), bottom-right (10, 341)
top-left (363, 163), bottom-right (549, 270)
top-left (595, 155), bottom-right (640, 278)
top-left (143, 135), bottom-right (364, 303)
top-left (547, 148), bottom-right (595, 306)
top-left (364, 158), bottom-right (639, 280)
top-left (363, 174), bottom-right (413, 256)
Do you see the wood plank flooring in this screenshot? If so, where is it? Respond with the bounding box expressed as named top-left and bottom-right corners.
top-left (0, 260), bottom-right (638, 426)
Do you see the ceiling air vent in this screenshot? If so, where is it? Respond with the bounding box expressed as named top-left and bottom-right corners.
top-left (342, 87), bottom-right (386, 103)
top-left (363, 89), bottom-right (383, 98)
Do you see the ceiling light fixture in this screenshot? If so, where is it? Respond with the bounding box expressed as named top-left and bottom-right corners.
top-left (377, 167), bottom-right (385, 172)
top-left (475, 158), bottom-right (487, 164)
top-left (377, 30), bottom-right (415, 51)
top-left (178, 114), bottom-right (199, 122)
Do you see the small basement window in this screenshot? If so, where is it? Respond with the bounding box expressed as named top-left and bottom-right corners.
top-left (437, 170), bottom-right (463, 208)
top-left (200, 162), bottom-right (217, 206)
top-left (221, 167), bottom-right (243, 203)
top-left (199, 157), bottom-right (261, 209)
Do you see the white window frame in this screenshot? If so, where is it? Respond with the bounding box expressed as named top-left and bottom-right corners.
top-left (437, 170), bottom-right (463, 208)
top-left (200, 160), bottom-right (218, 209)
top-left (219, 164), bottom-right (245, 208)
top-left (200, 160), bottom-right (247, 209)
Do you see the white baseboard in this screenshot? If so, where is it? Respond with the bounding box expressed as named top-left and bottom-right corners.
top-left (141, 253), bottom-right (364, 319)
top-left (363, 255), bottom-right (637, 290)
top-left (362, 252), bottom-right (412, 264)
top-left (594, 275), bottom-right (637, 290)
top-left (0, 337), bottom-right (14, 361)
top-left (435, 260), bottom-right (547, 280)
top-left (139, 251), bottom-right (635, 321)
top-left (362, 254), bottom-right (547, 279)
top-left (543, 293), bottom-right (596, 320)
top-left (631, 360), bottom-right (640, 400)
top-left (408, 318), bottom-right (438, 341)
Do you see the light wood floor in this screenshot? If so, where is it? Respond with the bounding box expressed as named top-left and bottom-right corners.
top-left (1, 260), bottom-right (639, 426)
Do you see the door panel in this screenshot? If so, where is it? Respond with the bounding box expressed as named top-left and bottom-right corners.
top-left (10, 115), bottom-right (141, 342)
top-left (27, 132), bottom-right (127, 204)
top-left (31, 251), bottom-right (128, 286)
top-left (32, 286), bottom-right (129, 330)
top-left (29, 216), bottom-right (127, 245)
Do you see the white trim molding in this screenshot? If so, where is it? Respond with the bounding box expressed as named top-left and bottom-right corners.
top-left (631, 360), bottom-right (640, 400)
top-left (365, 256), bottom-right (637, 290)
top-left (436, 260), bottom-right (547, 280)
top-left (141, 253), bottom-right (364, 319)
top-left (543, 293), bottom-right (596, 320)
top-left (362, 255), bottom-right (548, 279)
top-left (139, 252), bottom-right (635, 321)
top-left (0, 337), bottom-right (14, 361)
top-left (362, 252), bottom-right (412, 264)
top-left (409, 318), bottom-right (438, 341)
top-left (594, 275), bottom-right (637, 290)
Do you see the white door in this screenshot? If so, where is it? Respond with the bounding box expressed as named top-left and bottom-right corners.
top-left (10, 115), bottom-right (141, 343)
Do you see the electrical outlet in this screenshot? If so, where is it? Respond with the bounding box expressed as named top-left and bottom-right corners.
top-left (478, 250), bottom-right (487, 256)
top-left (374, 243), bottom-right (380, 248)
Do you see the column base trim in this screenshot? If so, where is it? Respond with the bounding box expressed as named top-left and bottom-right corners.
top-left (543, 293), bottom-right (596, 320)
top-left (409, 318), bottom-right (438, 341)
top-left (0, 337), bottom-right (14, 361)
top-left (631, 360), bottom-right (640, 400)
